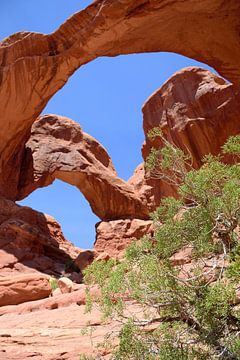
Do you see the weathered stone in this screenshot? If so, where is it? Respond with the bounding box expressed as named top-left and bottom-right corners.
top-left (0, 273), bottom-right (51, 306)
top-left (170, 246), bottom-right (193, 266)
top-left (58, 277), bottom-right (73, 294)
top-left (0, 197), bottom-right (82, 277)
top-left (134, 67), bottom-right (240, 208)
top-left (142, 67), bottom-right (240, 165)
top-left (74, 250), bottom-right (95, 271)
top-left (16, 114), bottom-right (149, 220)
top-left (95, 219), bottom-right (153, 258)
top-left (1, 0), bottom-right (240, 200)
top-left (0, 285), bottom-right (100, 316)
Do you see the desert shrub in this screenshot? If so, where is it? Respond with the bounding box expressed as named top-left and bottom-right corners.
top-left (49, 276), bottom-right (59, 290)
top-left (83, 134), bottom-right (240, 359)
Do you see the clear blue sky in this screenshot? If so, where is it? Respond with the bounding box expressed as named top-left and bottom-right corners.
top-left (1, 1), bottom-right (216, 249)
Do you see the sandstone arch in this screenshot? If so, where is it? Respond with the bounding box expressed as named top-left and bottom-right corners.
top-left (17, 114), bottom-right (149, 221)
top-left (0, 0), bottom-right (240, 198)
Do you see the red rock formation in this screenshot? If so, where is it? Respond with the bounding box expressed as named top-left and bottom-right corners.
top-left (2, 66), bottom-right (240, 268)
top-left (133, 67), bottom-right (240, 208)
top-left (1, 0), bottom-right (240, 200)
top-left (1, 3), bottom-right (240, 357)
top-left (0, 196), bottom-right (87, 279)
top-left (0, 303), bottom-right (106, 359)
top-left (0, 273), bottom-right (51, 307)
top-left (75, 250), bottom-right (95, 271)
top-left (0, 284), bottom-right (100, 316)
top-left (17, 114), bottom-right (149, 220)
top-left (95, 219), bottom-right (153, 258)
top-left (142, 67), bottom-right (240, 165)
top-left (0, 294), bottom-right (150, 359)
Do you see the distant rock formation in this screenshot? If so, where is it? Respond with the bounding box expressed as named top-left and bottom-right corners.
top-left (16, 114), bottom-right (149, 221)
top-left (142, 67), bottom-right (240, 166)
top-left (2, 66), bottom-right (239, 260)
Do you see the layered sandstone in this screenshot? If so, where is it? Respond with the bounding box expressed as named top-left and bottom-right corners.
top-left (0, 273), bottom-right (51, 307)
top-left (142, 67), bottom-right (240, 165)
top-left (0, 2), bottom-right (240, 358)
top-left (17, 114), bottom-right (149, 220)
top-left (0, 301), bottom-right (146, 360)
top-left (1, 0), bottom-right (240, 200)
top-left (2, 66), bottom-right (240, 266)
top-left (0, 196), bottom-right (89, 279)
top-left (129, 67), bottom-right (240, 208)
top-left (95, 219), bottom-right (153, 258)
top-left (0, 284), bottom-right (100, 316)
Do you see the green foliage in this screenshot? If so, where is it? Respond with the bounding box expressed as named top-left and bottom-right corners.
top-left (222, 135), bottom-right (240, 157)
top-left (227, 244), bottom-right (240, 281)
top-left (83, 135), bottom-right (240, 359)
top-left (79, 355), bottom-right (95, 360)
top-left (195, 282), bottom-right (236, 331)
top-left (49, 276), bottom-right (58, 290)
top-left (147, 127), bottom-right (163, 141)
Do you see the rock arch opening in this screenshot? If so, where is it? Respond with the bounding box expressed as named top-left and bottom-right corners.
top-left (14, 52), bottom-right (220, 251)
top-left (0, 0), bottom-right (240, 258)
top-left (18, 180), bottom-right (99, 249)
top-left (42, 52), bottom-right (218, 181)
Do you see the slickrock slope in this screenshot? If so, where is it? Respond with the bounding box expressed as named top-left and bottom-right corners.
top-left (16, 114), bottom-right (149, 220)
top-left (0, 249), bottom-right (236, 360)
top-left (0, 304), bottom-right (110, 360)
top-left (0, 301), bottom-right (146, 360)
top-left (1, 0), bottom-right (240, 200)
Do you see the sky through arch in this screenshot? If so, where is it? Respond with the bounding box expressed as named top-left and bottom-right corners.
top-left (1, 1), bottom-right (217, 248)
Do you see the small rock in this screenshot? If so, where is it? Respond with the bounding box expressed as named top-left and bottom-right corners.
top-left (58, 277), bottom-right (73, 294)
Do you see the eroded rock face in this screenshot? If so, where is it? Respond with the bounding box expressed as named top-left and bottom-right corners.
top-left (17, 114), bottom-right (149, 220)
top-left (0, 197), bottom-right (84, 278)
top-left (0, 2), bottom-right (239, 353)
top-left (137, 67), bottom-right (240, 207)
top-left (142, 67), bottom-right (240, 165)
top-left (94, 219), bottom-right (153, 258)
top-left (12, 67), bottom-right (240, 257)
top-left (0, 273), bottom-right (51, 307)
top-left (1, 0), bottom-right (240, 200)
top-left (0, 284), bottom-right (100, 316)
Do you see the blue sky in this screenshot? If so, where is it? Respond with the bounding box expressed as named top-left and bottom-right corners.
top-left (1, 1), bottom-right (216, 249)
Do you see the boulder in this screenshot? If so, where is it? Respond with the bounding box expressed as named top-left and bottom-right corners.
top-left (95, 219), bottom-right (153, 258)
top-left (74, 250), bottom-right (95, 271)
top-left (0, 285), bottom-right (100, 316)
top-left (58, 277), bottom-right (74, 294)
top-left (0, 273), bottom-right (51, 307)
